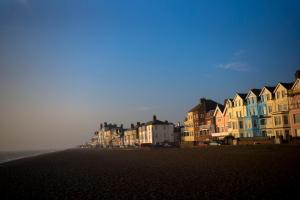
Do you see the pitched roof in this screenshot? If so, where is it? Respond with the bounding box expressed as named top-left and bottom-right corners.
top-left (250, 89), bottom-right (261, 96)
top-left (217, 104), bottom-right (225, 112)
top-left (145, 119), bottom-right (170, 126)
top-left (188, 99), bottom-right (219, 112)
top-left (274, 82), bottom-right (294, 92)
top-left (280, 82), bottom-right (294, 89)
top-left (264, 86), bottom-right (276, 93)
top-left (235, 93), bottom-right (247, 100)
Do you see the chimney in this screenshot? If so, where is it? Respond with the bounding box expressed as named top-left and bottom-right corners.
top-left (131, 123), bottom-right (134, 129)
top-left (100, 123), bottom-right (103, 129)
top-left (137, 122), bottom-right (141, 127)
top-left (104, 122), bottom-right (107, 127)
top-left (295, 70), bottom-right (300, 80)
top-left (153, 115), bottom-right (157, 121)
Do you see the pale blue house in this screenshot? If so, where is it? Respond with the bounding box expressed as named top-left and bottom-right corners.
top-left (244, 89), bottom-right (262, 137)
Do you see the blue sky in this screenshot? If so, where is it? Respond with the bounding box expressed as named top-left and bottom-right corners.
top-left (0, 0), bottom-right (300, 150)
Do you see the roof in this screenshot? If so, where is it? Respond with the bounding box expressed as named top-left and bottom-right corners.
top-left (189, 99), bottom-right (219, 112)
top-left (235, 93), bottom-right (247, 100)
top-left (250, 89), bottom-right (261, 96)
top-left (217, 104), bottom-right (225, 112)
top-left (280, 82), bottom-right (294, 89)
top-left (264, 86), bottom-right (276, 93)
top-left (259, 86), bottom-right (276, 96)
top-left (213, 104), bottom-right (225, 116)
top-left (145, 119), bottom-right (170, 126)
top-left (274, 82), bottom-right (294, 92)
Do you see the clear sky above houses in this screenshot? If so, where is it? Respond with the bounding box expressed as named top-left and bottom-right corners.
top-left (0, 0), bottom-right (299, 150)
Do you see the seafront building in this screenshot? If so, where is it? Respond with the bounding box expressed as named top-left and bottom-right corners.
top-left (244, 89), bottom-right (262, 137)
top-left (182, 98), bottom-right (219, 144)
top-left (211, 103), bottom-right (228, 140)
top-left (124, 123), bottom-right (140, 147)
top-left (259, 86), bottom-right (276, 137)
top-left (229, 93), bottom-right (247, 138)
top-left (139, 115), bottom-right (175, 145)
top-left (272, 82), bottom-right (293, 140)
top-left (289, 78), bottom-right (300, 137)
top-left (87, 70), bottom-right (300, 147)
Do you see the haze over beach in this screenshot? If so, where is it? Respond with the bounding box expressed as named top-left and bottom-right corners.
top-left (1, 0), bottom-right (300, 151)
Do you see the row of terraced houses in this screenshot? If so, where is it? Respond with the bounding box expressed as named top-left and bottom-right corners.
top-left (182, 70), bottom-right (300, 145)
top-left (87, 71), bottom-right (300, 148)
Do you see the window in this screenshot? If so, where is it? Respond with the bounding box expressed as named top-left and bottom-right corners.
top-left (276, 91), bottom-right (280, 99)
top-left (294, 114), bottom-right (300, 124)
top-left (267, 94), bottom-right (270, 100)
top-left (252, 97), bottom-right (254, 104)
top-left (263, 106), bottom-right (267, 115)
top-left (269, 106), bottom-right (272, 113)
top-left (261, 96), bottom-right (264, 102)
top-left (253, 120), bottom-right (257, 128)
top-left (229, 113), bottom-right (232, 119)
top-left (278, 105), bottom-right (282, 112)
top-left (239, 121), bottom-right (243, 129)
top-left (283, 115), bottom-right (289, 125)
top-left (240, 111), bottom-right (242, 117)
top-left (261, 119), bottom-right (266, 125)
top-left (274, 116), bottom-right (281, 126)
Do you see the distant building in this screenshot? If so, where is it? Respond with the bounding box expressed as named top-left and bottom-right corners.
top-left (97, 123), bottom-right (125, 148)
top-left (138, 115), bottom-right (175, 145)
top-left (124, 123), bottom-right (140, 147)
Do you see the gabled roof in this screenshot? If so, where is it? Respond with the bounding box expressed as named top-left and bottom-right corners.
top-left (213, 104), bottom-right (225, 116)
top-left (189, 103), bottom-right (202, 112)
top-left (274, 82), bottom-right (294, 93)
top-left (233, 93), bottom-right (247, 101)
top-left (188, 99), bottom-right (219, 113)
top-left (246, 89), bottom-right (261, 99)
top-left (292, 78), bottom-right (300, 90)
top-left (259, 86), bottom-right (276, 96)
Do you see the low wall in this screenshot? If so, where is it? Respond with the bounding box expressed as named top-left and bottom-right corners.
top-left (180, 141), bottom-right (195, 148)
top-left (234, 138), bottom-right (274, 145)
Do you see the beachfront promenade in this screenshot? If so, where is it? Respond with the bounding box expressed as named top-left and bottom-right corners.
top-left (1, 145), bottom-right (300, 199)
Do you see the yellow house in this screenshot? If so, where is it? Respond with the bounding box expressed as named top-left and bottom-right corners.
top-left (272, 82), bottom-right (293, 139)
top-left (259, 86), bottom-right (276, 137)
top-left (224, 99), bottom-right (234, 137)
top-left (229, 93), bottom-right (247, 138)
top-left (183, 111), bottom-right (195, 142)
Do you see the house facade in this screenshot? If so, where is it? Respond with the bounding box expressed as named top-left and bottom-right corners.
top-left (229, 93), bottom-right (247, 138)
top-left (139, 115), bottom-right (175, 145)
top-left (259, 86), bottom-right (276, 137)
top-left (272, 83), bottom-right (293, 139)
top-left (211, 104), bottom-right (229, 139)
top-left (244, 89), bottom-right (262, 137)
top-left (183, 111), bottom-right (195, 142)
top-left (124, 123), bottom-right (140, 147)
top-left (289, 79), bottom-right (300, 137)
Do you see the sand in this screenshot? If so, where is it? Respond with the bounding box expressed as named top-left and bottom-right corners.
top-left (1, 145), bottom-right (300, 199)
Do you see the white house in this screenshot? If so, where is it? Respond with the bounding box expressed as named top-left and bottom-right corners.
top-left (138, 115), bottom-right (175, 145)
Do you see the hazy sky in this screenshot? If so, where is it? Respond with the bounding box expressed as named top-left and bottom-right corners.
top-left (0, 0), bottom-right (300, 150)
